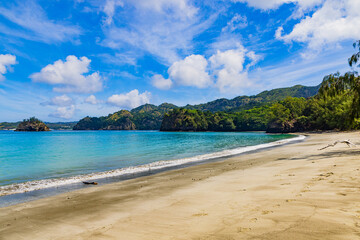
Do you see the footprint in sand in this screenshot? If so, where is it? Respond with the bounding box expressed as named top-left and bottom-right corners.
top-left (237, 227), bottom-right (252, 233)
top-left (281, 183), bottom-right (291, 185)
top-left (319, 172), bottom-right (334, 177)
top-left (262, 210), bottom-right (273, 215)
top-left (192, 212), bottom-right (208, 217)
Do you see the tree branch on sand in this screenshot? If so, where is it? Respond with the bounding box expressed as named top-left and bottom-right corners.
top-left (318, 140), bottom-right (357, 150)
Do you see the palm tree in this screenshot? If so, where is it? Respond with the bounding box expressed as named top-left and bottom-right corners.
top-left (319, 41), bottom-right (360, 120)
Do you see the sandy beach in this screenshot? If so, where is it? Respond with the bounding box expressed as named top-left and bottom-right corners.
top-left (1, 131), bottom-right (360, 240)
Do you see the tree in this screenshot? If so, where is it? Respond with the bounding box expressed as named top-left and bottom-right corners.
top-left (319, 41), bottom-right (360, 120)
top-left (348, 40), bottom-right (360, 68)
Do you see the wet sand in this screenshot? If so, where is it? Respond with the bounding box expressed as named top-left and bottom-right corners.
top-left (1, 131), bottom-right (360, 239)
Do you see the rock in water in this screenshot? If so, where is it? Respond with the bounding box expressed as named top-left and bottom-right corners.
top-left (15, 117), bottom-right (50, 132)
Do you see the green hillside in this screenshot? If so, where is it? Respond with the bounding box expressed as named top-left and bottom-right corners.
top-left (0, 121), bottom-right (77, 130)
top-left (161, 93), bottom-right (359, 133)
top-left (73, 103), bottom-right (177, 130)
top-left (184, 85), bottom-right (320, 112)
top-left (0, 122), bottom-right (19, 130)
top-left (73, 84), bottom-right (319, 130)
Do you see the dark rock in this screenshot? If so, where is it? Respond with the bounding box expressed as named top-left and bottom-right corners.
top-left (16, 117), bottom-right (50, 132)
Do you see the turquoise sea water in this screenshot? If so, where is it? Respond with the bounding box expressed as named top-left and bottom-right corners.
top-left (0, 130), bottom-right (296, 196)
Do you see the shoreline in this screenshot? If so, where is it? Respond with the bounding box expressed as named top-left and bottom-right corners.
top-left (1, 131), bottom-right (359, 239)
top-left (0, 134), bottom-right (303, 206)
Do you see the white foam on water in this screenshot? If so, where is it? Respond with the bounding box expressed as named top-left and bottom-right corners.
top-left (0, 135), bottom-right (305, 196)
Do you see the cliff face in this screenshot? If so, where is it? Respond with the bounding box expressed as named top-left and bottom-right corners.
top-left (16, 119), bottom-right (50, 132)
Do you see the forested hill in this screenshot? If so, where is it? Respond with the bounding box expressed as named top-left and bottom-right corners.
top-left (73, 84), bottom-right (319, 130)
top-left (73, 103), bottom-right (177, 130)
top-left (185, 84), bottom-right (320, 112)
top-left (0, 121), bottom-right (77, 130)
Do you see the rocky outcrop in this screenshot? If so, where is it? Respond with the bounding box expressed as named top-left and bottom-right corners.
top-left (266, 119), bottom-right (305, 133)
top-left (16, 118), bottom-right (50, 132)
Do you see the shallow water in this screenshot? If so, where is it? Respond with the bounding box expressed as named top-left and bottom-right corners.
top-left (0, 130), bottom-right (295, 196)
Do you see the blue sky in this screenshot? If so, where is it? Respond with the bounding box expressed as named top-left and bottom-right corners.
top-left (0, 0), bottom-right (359, 122)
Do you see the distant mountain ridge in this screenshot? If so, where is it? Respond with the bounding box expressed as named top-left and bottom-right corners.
top-left (185, 84), bottom-right (320, 112)
top-left (73, 84), bottom-right (320, 130)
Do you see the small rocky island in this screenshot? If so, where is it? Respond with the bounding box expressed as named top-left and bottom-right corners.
top-left (16, 117), bottom-right (50, 132)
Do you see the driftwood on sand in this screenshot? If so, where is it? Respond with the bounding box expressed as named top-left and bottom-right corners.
top-left (318, 140), bottom-right (357, 150)
top-left (83, 181), bottom-right (98, 185)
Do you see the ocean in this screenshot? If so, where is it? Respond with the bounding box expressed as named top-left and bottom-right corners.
top-left (0, 130), bottom-right (302, 200)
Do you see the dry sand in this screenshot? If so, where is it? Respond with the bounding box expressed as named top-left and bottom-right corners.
top-left (1, 131), bottom-right (360, 240)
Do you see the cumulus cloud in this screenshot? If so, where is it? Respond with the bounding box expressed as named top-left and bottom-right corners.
top-left (0, 54), bottom-right (16, 80)
top-left (151, 74), bottom-right (173, 90)
top-left (41, 95), bottom-right (73, 107)
top-left (152, 44), bottom-right (259, 92)
top-left (107, 89), bottom-right (151, 109)
top-left (30, 55), bottom-right (103, 93)
top-left (49, 105), bottom-right (76, 119)
top-left (168, 55), bottom-right (212, 88)
top-left (210, 46), bottom-right (257, 92)
top-left (276, 0), bottom-right (360, 57)
top-left (85, 95), bottom-right (99, 105)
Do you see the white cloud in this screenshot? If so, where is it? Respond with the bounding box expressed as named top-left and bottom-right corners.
top-left (0, 54), bottom-right (16, 80)
top-left (210, 46), bottom-right (257, 92)
top-left (222, 14), bottom-right (248, 32)
top-left (107, 89), bottom-right (151, 109)
top-left (85, 95), bottom-right (99, 105)
top-left (168, 55), bottom-right (212, 88)
top-left (246, 51), bottom-right (262, 69)
top-left (151, 74), bottom-right (173, 90)
top-left (103, 0), bottom-right (124, 25)
top-left (152, 44), bottom-right (260, 92)
top-left (276, 0), bottom-right (360, 56)
top-left (0, 1), bottom-right (81, 43)
top-left (49, 105), bottom-right (76, 119)
top-left (99, 52), bottom-right (139, 66)
top-left (100, 0), bottom-right (216, 64)
top-left (233, 0), bottom-right (323, 10)
top-left (30, 55), bottom-right (103, 93)
top-left (41, 95), bottom-right (73, 107)
top-left (135, 0), bottom-right (198, 19)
